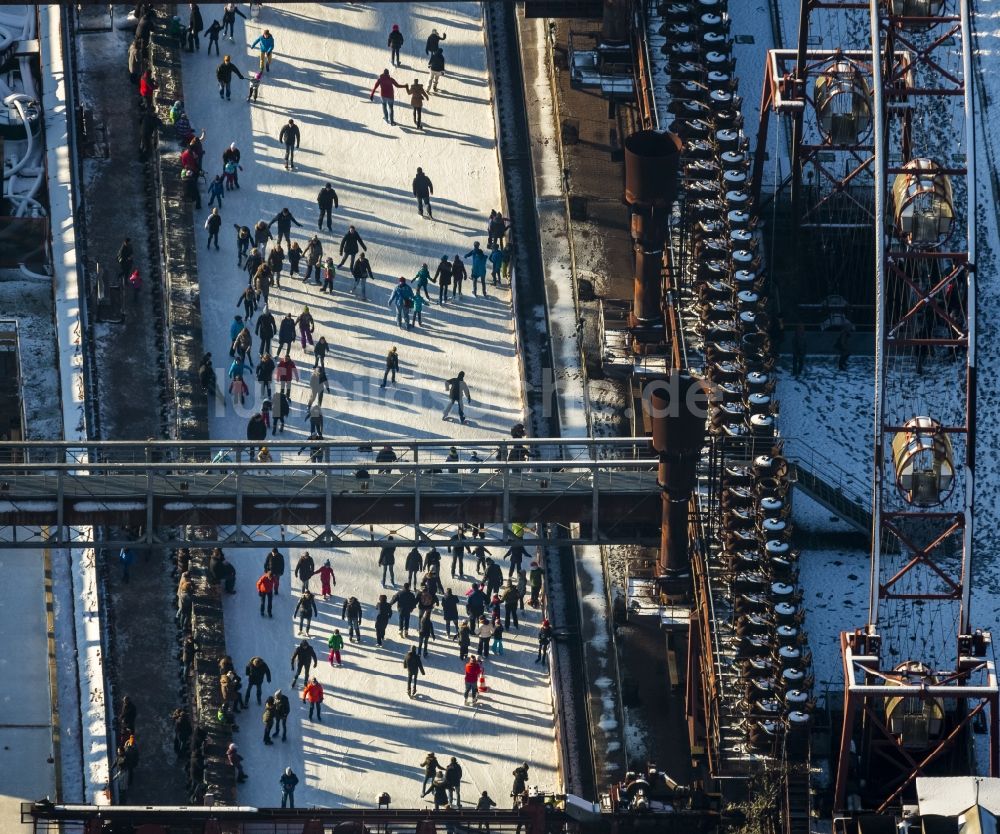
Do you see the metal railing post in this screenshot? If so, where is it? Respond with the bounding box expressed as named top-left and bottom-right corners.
top-left (415, 451), bottom-right (422, 541)
top-left (592, 460), bottom-right (600, 543)
top-left (235, 464), bottom-right (242, 542)
top-left (503, 461), bottom-right (510, 539)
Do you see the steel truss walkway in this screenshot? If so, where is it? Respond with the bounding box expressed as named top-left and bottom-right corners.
top-left (0, 438), bottom-right (662, 549)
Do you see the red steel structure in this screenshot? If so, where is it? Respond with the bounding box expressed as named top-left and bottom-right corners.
top-left (832, 0), bottom-right (998, 813)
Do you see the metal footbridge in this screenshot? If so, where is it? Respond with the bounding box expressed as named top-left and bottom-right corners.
top-left (0, 438), bottom-right (663, 549)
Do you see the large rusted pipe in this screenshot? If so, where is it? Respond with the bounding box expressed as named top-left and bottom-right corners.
top-left (649, 373), bottom-right (709, 582)
top-left (624, 130), bottom-right (683, 209)
top-left (625, 131), bottom-right (682, 344)
top-left (633, 243), bottom-right (663, 325)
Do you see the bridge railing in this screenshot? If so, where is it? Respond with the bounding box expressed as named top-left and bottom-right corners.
top-left (0, 437), bottom-right (654, 467)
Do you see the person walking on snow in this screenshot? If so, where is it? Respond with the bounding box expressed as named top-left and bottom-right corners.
top-left (316, 559), bottom-right (336, 599)
top-left (280, 767), bottom-right (298, 808)
top-left (443, 371), bottom-right (471, 423)
top-left (413, 167), bottom-right (433, 218)
top-left (381, 346), bottom-right (399, 388)
top-left (320, 259), bottom-right (336, 294)
top-left (296, 306), bottom-right (315, 350)
top-left (374, 593), bottom-right (393, 645)
top-left (277, 313), bottom-right (297, 358)
top-left (307, 365), bottom-right (330, 408)
top-left (388, 24), bottom-right (404, 66)
top-left (327, 628), bottom-right (344, 665)
top-left (489, 244), bottom-right (503, 286)
top-left (207, 176), bottom-right (225, 210)
top-left (270, 689), bottom-right (290, 740)
top-left (223, 142), bottom-right (243, 189)
top-left (287, 241), bottom-right (302, 276)
top-left (445, 757), bottom-right (463, 807)
top-left (205, 208), bottom-right (222, 249)
top-left (413, 263), bottom-right (432, 300)
top-left (317, 183), bottom-right (339, 231)
top-left (338, 225), bottom-right (367, 269)
top-left (221, 2), bottom-right (246, 40)
top-left (406, 79), bottom-right (429, 129)
top-left (301, 678), bottom-right (324, 721)
top-left (451, 255), bottom-right (467, 296)
top-left (290, 639), bottom-right (317, 687)
top-left (265, 547), bottom-right (286, 594)
top-left (425, 28), bottom-right (446, 55)
top-left (428, 47), bottom-right (446, 93)
top-left (351, 253), bottom-right (374, 299)
top-left (294, 589), bottom-right (318, 636)
top-left (388, 277), bottom-right (415, 329)
top-left (257, 570), bottom-right (276, 617)
top-left (244, 656), bottom-right (272, 706)
top-left (216, 54), bottom-right (243, 100)
top-left (419, 752), bottom-right (441, 796)
top-left (303, 236), bottom-right (324, 283)
top-left (278, 118), bottom-right (300, 169)
top-left (275, 354), bottom-right (297, 397)
top-left (267, 243), bottom-right (285, 287)
top-left (269, 207), bottom-right (302, 248)
top-left (390, 583), bottom-right (418, 637)
top-left (433, 255), bottom-right (452, 304)
top-left (250, 28), bottom-right (274, 72)
top-left (403, 646), bottom-right (425, 697)
top-left (370, 68), bottom-right (404, 125)
top-left (463, 656), bottom-right (482, 705)
top-left (342, 596), bottom-right (363, 643)
top-left (294, 552), bottom-right (315, 592)
top-left (466, 242), bottom-right (489, 296)
top-left (204, 18), bottom-right (222, 55)
top-left (314, 335), bottom-right (329, 368)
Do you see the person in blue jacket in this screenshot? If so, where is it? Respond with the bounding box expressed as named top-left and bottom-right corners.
top-left (230, 314), bottom-right (245, 343)
top-left (387, 277), bottom-right (416, 330)
top-left (413, 263), bottom-right (432, 300)
top-left (250, 29), bottom-right (275, 72)
top-left (465, 242), bottom-right (488, 296)
top-left (488, 244), bottom-right (503, 287)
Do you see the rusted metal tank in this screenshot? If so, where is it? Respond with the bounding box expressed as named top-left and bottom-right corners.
top-left (624, 130), bottom-right (683, 207)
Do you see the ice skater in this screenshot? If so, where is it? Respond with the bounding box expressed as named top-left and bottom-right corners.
top-left (403, 646), bottom-right (426, 697)
top-left (442, 371), bottom-right (471, 423)
top-left (370, 68), bottom-right (404, 125)
top-left (412, 167), bottom-right (433, 217)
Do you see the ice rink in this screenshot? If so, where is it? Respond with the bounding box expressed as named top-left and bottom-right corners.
top-left (179, 2), bottom-right (559, 808)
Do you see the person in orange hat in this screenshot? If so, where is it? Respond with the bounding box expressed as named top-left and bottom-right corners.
top-left (301, 677), bottom-right (324, 721)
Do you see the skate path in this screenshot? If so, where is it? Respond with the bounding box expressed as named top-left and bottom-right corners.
top-left (180, 2), bottom-right (558, 808)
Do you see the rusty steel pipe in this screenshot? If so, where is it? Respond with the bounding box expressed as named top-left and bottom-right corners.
top-left (649, 373), bottom-right (709, 580)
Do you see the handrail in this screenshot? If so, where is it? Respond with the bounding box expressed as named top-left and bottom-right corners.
top-left (781, 438), bottom-right (871, 508)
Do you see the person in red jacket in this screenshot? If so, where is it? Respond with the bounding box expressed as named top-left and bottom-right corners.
top-left (302, 677), bottom-right (324, 721)
top-left (257, 570), bottom-right (276, 617)
top-left (463, 656), bottom-right (482, 705)
top-left (370, 68), bottom-right (403, 126)
top-left (276, 354), bottom-right (298, 395)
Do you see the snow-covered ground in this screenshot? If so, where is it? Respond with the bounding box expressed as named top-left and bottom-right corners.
top-left (184, 2), bottom-right (521, 446)
top-left (179, 2), bottom-right (559, 806)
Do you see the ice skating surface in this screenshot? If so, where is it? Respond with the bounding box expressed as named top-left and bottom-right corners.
top-left (185, 2), bottom-right (521, 446)
top-left (180, 2), bottom-right (558, 807)
top-left (221, 542), bottom-right (557, 809)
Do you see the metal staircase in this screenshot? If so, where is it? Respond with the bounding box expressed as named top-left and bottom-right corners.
top-left (783, 440), bottom-right (872, 535)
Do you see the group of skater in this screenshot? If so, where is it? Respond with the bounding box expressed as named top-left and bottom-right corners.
top-left (199, 529), bottom-right (551, 803)
top-left (121, 3), bottom-right (552, 809)
top-left (161, 11), bottom-right (516, 437)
